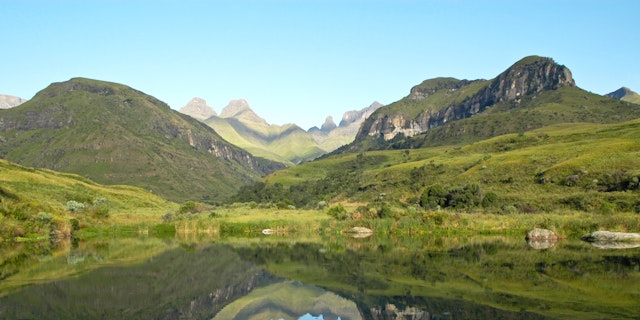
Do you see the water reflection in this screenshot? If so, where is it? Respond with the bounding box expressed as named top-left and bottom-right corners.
top-left (0, 235), bottom-right (638, 319)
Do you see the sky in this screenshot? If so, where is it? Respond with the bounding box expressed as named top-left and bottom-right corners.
top-left (1, 0), bottom-right (639, 130)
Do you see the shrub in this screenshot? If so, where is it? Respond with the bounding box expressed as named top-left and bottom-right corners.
top-left (66, 201), bottom-right (85, 213)
top-left (327, 205), bottom-right (348, 220)
top-left (36, 212), bottom-right (54, 222)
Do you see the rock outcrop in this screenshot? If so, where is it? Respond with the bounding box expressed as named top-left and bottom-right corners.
top-left (356, 56), bottom-right (575, 141)
top-left (320, 116), bottom-right (337, 132)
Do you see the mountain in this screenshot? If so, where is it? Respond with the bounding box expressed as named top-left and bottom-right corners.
top-left (310, 101), bottom-right (384, 152)
top-left (0, 94), bottom-right (27, 109)
top-left (338, 56), bottom-right (640, 152)
top-left (203, 99), bottom-right (325, 165)
top-left (0, 78), bottom-right (284, 203)
top-left (178, 97), bottom-right (216, 120)
top-left (606, 87), bottom-right (640, 104)
top-left (233, 56), bottom-right (640, 213)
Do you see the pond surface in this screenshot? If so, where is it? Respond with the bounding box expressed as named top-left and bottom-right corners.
top-left (0, 234), bottom-right (639, 319)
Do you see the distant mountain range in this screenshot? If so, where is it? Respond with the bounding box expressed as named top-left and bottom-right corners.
top-left (0, 94), bottom-right (27, 109)
top-left (180, 98), bottom-right (382, 165)
top-left (0, 78), bottom-right (284, 203)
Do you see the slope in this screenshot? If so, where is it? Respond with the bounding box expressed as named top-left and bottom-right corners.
top-left (0, 158), bottom-right (174, 241)
top-left (0, 78), bottom-right (284, 203)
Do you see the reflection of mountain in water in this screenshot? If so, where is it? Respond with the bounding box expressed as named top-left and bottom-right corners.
top-left (214, 280), bottom-right (361, 320)
top-left (0, 244), bottom-right (270, 319)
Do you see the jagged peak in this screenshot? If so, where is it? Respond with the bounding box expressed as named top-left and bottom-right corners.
top-left (220, 99), bottom-right (252, 117)
top-left (220, 99), bottom-right (269, 126)
top-left (179, 97), bottom-right (217, 120)
top-left (339, 101), bottom-right (384, 127)
top-left (320, 116), bottom-right (337, 132)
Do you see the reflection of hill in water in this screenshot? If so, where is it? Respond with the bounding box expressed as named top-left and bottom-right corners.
top-left (0, 244), bottom-right (269, 319)
top-left (214, 280), bottom-right (361, 320)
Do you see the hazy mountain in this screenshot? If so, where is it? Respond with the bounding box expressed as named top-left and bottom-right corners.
top-left (606, 87), bottom-right (640, 104)
top-left (178, 97), bottom-right (216, 120)
top-left (0, 94), bottom-right (27, 109)
top-left (307, 101), bottom-right (384, 153)
top-left (0, 78), bottom-right (284, 203)
top-left (203, 99), bottom-right (324, 165)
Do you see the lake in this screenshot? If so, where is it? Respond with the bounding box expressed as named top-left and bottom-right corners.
top-left (0, 233), bottom-right (638, 319)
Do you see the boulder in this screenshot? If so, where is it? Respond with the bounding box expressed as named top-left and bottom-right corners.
top-left (526, 228), bottom-right (558, 241)
top-left (526, 228), bottom-right (558, 250)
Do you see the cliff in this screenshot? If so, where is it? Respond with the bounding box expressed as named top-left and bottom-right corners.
top-left (356, 56), bottom-right (575, 141)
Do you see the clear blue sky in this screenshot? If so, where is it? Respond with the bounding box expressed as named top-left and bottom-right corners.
top-left (2, 0), bottom-right (638, 129)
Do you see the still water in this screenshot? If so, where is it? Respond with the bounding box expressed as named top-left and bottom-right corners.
top-left (0, 234), bottom-right (638, 319)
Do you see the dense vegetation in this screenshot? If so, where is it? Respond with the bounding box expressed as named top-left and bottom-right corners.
top-left (232, 119), bottom-right (640, 217)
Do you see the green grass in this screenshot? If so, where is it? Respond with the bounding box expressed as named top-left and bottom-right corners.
top-left (244, 117), bottom-right (640, 215)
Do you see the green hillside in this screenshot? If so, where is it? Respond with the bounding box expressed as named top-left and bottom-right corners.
top-left (233, 118), bottom-right (640, 214)
top-left (0, 78), bottom-right (283, 203)
top-left (0, 159), bottom-right (174, 241)
top-left (205, 116), bottom-right (325, 165)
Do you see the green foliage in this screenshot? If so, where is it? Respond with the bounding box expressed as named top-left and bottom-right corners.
top-left (326, 205), bottom-right (348, 221)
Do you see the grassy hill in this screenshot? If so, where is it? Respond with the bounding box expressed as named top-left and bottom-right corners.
top-left (0, 78), bottom-right (283, 203)
top-left (205, 116), bottom-right (325, 166)
top-left (233, 118), bottom-right (640, 215)
top-left (0, 159), bottom-right (174, 241)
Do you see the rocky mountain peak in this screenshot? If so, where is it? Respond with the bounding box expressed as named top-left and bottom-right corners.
top-left (179, 97), bottom-right (217, 120)
top-left (0, 94), bottom-right (27, 109)
top-left (220, 99), bottom-right (251, 117)
top-left (339, 101), bottom-right (383, 127)
top-left (606, 87), bottom-right (632, 100)
top-left (220, 99), bottom-right (269, 126)
top-left (320, 116), bottom-right (337, 132)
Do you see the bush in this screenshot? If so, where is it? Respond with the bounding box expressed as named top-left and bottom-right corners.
top-left (36, 212), bottom-right (54, 222)
top-left (327, 205), bottom-right (348, 220)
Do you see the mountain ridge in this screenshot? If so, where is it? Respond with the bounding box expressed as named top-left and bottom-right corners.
top-left (182, 99), bottom-right (382, 165)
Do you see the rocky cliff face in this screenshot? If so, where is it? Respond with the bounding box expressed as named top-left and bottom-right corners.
top-left (356, 56), bottom-right (575, 141)
top-left (179, 97), bottom-right (217, 120)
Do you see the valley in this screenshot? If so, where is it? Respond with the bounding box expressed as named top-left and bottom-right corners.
top-left (0, 55), bottom-right (639, 319)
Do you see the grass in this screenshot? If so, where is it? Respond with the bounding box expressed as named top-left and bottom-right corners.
top-left (255, 117), bottom-right (640, 215)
